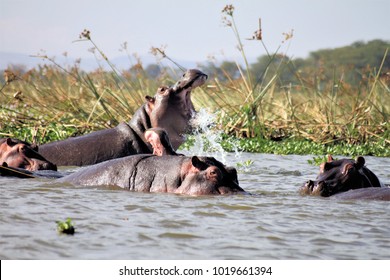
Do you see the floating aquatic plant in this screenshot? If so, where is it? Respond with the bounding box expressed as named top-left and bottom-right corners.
top-left (56, 218), bottom-right (75, 235)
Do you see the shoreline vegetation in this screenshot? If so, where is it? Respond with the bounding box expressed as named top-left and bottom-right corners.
top-left (1, 5), bottom-right (389, 157)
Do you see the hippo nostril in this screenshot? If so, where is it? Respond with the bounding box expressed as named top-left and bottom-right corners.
top-left (306, 180), bottom-right (314, 190)
top-left (40, 163), bottom-right (49, 170)
top-left (41, 162), bottom-right (57, 171)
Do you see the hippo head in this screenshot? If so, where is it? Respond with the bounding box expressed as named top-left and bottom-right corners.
top-left (145, 69), bottom-right (208, 150)
top-left (0, 138), bottom-right (57, 171)
top-left (301, 155), bottom-right (382, 197)
top-left (175, 156), bottom-right (246, 195)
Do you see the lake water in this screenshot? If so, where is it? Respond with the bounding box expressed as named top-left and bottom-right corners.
top-left (1, 152), bottom-right (389, 260)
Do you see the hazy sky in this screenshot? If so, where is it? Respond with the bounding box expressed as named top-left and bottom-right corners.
top-left (1, 0), bottom-right (389, 68)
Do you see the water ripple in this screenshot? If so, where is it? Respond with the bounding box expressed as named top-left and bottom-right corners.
top-left (158, 232), bottom-right (202, 239)
top-left (1, 154), bottom-right (390, 259)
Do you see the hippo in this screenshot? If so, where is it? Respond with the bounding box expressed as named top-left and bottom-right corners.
top-left (0, 138), bottom-right (57, 171)
top-left (38, 69), bottom-right (207, 166)
top-left (1, 128), bottom-right (178, 179)
top-left (1, 132), bottom-right (245, 196)
top-left (57, 155), bottom-right (246, 195)
top-left (331, 187), bottom-right (390, 200)
top-left (301, 155), bottom-right (389, 200)
top-left (144, 128), bottom-right (179, 156)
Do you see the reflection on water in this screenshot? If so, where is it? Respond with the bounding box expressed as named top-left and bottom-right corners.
top-left (1, 153), bottom-right (389, 259)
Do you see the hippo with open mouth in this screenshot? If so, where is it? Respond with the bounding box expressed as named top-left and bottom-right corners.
top-left (0, 138), bottom-right (57, 172)
top-left (301, 155), bottom-right (390, 200)
top-left (2, 130), bottom-right (245, 196)
top-left (38, 69), bottom-right (207, 166)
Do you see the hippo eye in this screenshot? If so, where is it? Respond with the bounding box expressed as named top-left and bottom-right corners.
top-left (158, 86), bottom-right (167, 92)
top-left (19, 145), bottom-right (27, 152)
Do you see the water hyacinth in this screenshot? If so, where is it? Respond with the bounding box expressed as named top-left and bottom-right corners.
top-left (56, 218), bottom-right (75, 235)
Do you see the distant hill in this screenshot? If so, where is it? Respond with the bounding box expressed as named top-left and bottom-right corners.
top-left (0, 52), bottom-right (42, 70)
top-left (2, 40), bottom-right (389, 79)
top-left (304, 39), bottom-right (390, 69)
top-left (200, 39), bottom-right (390, 85)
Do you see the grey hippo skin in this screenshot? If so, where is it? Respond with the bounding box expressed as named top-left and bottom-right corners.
top-left (0, 138), bottom-right (57, 171)
top-left (38, 69), bottom-right (207, 166)
top-left (301, 155), bottom-right (389, 200)
top-left (331, 187), bottom-right (390, 201)
top-left (57, 155), bottom-right (247, 195)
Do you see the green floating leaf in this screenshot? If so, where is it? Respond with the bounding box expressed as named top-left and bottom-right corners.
top-left (56, 218), bottom-right (75, 235)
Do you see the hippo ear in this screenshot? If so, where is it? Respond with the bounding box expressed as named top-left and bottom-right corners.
top-left (327, 154), bottom-right (334, 162)
top-left (6, 138), bottom-right (16, 147)
top-left (355, 156), bottom-right (365, 169)
top-left (226, 166), bottom-right (238, 183)
top-left (191, 156), bottom-right (209, 170)
top-left (30, 143), bottom-right (39, 151)
top-left (145, 95), bottom-right (155, 112)
top-left (145, 95), bottom-right (155, 103)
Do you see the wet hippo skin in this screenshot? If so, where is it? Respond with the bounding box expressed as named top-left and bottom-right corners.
top-left (38, 69), bottom-right (207, 166)
top-left (331, 187), bottom-right (390, 201)
top-left (57, 155), bottom-right (246, 195)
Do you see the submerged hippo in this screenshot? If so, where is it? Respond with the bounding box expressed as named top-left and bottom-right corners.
top-left (301, 155), bottom-right (389, 200)
top-left (0, 138), bottom-right (57, 172)
top-left (1, 128), bottom-right (178, 179)
top-left (2, 132), bottom-right (245, 196)
top-left (57, 155), bottom-right (246, 195)
top-left (38, 69), bottom-right (207, 166)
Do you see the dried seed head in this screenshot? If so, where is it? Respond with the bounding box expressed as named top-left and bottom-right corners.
top-left (250, 29), bottom-right (262, 41)
top-left (222, 4), bottom-right (235, 16)
top-left (79, 29), bottom-right (91, 40)
top-left (4, 70), bottom-right (18, 84)
top-left (282, 29), bottom-right (294, 43)
top-left (150, 46), bottom-right (167, 58)
top-left (247, 19), bottom-right (262, 41)
top-left (221, 16), bottom-right (232, 27)
top-left (13, 91), bottom-right (23, 101)
top-left (120, 41), bottom-right (128, 52)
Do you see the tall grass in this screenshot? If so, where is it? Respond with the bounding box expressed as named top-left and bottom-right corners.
top-left (195, 5), bottom-right (389, 147)
top-left (0, 6), bottom-right (389, 156)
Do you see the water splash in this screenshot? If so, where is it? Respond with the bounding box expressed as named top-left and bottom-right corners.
top-left (184, 108), bottom-right (242, 165)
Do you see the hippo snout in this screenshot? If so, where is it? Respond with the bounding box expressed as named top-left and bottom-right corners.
top-left (305, 180), bottom-right (315, 190)
top-left (301, 180), bottom-right (328, 196)
top-left (40, 162), bottom-right (58, 171)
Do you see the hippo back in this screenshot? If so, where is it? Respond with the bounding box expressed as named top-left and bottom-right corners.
top-left (58, 154), bottom-right (245, 195)
top-left (332, 187), bottom-right (390, 201)
top-left (57, 154), bottom-right (153, 188)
